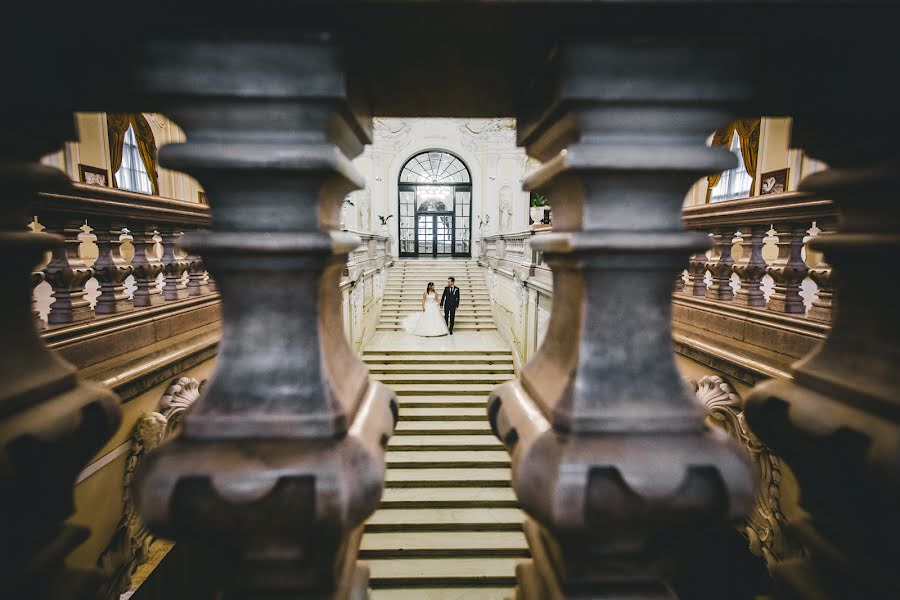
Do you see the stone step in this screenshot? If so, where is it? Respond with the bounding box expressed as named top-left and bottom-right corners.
top-left (364, 349), bottom-right (510, 357)
top-left (395, 400), bottom-right (488, 410)
top-left (374, 374), bottom-right (513, 386)
top-left (400, 406), bottom-right (488, 416)
top-left (370, 588), bottom-right (513, 600)
top-left (367, 557), bottom-right (519, 588)
top-left (385, 467), bottom-right (511, 487)
top-left (386, 450), bottom-right (509, 468)
top-left (390, 384), bottom-right (499, 395)
top-left (387, 434), bottom-right (502, 451)
top-left (365, 507), bottom-right (523, 533)
top-left (363, 354), bottom-right (511, 363)
top-left (380, 486), bottom-right (517, 508)
top-left (395, 422), bottom-right (494, 436)
top-left (360, 531), bottom-right (528, 558)
top-left (370, 366), bottom-right (512, 376)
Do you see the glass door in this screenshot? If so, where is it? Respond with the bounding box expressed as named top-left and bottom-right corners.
top-left (417, 214), bottom-right (435, 254)
top-left (415, 212), bottom-right (454, 257)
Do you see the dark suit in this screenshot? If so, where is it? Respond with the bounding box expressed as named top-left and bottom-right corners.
top-left (440, 285), bottom-right (460, 333)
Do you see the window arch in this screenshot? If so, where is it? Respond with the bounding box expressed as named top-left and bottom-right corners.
top-left (398, 150), bottom-right (472, 257)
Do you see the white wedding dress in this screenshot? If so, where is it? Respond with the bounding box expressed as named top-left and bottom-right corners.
top-left (402, 292), bottom-right (449, 337)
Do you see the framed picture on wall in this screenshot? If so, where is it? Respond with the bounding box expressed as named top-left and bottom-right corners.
top-left (79, 164), bottom-right (109, 186)
top-left (760, 168), bottom-right (789, 196)
top-left (198, 191), bottom-right (208, 205)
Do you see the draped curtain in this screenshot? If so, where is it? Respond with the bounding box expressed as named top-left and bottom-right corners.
top-left (107, 112), bottom-right (160, 195)
top-left (706, 117), bottom-right (761, 197)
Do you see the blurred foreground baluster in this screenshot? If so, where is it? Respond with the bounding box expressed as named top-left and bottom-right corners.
top-left (0, 121), bottom-right (120, 598)
top-left (132, 38), bottom-right (396, 599)
top-left (489, 41), bottom-right (754, 599)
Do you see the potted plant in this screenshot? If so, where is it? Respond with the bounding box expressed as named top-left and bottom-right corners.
top-left (530, 192), bottom-right (549, 225)
top-left (377, 214), bottom-right (393, 235)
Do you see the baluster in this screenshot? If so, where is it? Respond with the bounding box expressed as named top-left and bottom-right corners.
top-left (687, 248), bottom-right (709, 296)
top-left (130, 223), bottom-right (163, 307)
top-left (674, 270), bottom-right (686, 293)
top-left (132, 39), bottom-right (396, 598)
top-left (31, 270), bottom-right (45, 329)
top-left (0, 144), bottom-right (120, 597)
top-left (159, 225), bottom-right (188, 301)
top-left (706, 227), bottom-right (735, 301)
top-left (807, 258), bottom-right (834, 322)
top-left (766, 223), bottom-right (809, 314)
top-left (489, 41), bottom-right (753, 598)
top-left (186, 245), bottom-right (208, 296)
top-left (745, 134), bottom-right (900, 596)
top-left (42, 215), bottom-right (94, 324)
top-left (93, 219), bottom-right (133, 315)
top-left (206, 271), bottom-right (218, 293)
top-left (733, 224), bottom-right (768, 307)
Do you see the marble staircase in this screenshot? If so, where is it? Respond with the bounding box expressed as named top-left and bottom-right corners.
top-left (377, 259), bottom-right (496, 332)
top-left (361, 268), bottom-right (525, 598)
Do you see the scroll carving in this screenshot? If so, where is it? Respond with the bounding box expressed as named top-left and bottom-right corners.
top-left (689, 375), bottom-right (803, 569)
top-left (96, 377), bottom-right (203, 600)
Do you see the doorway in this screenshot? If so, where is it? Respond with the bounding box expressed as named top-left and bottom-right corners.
top-left (398, 150), bottom-right (472, 257)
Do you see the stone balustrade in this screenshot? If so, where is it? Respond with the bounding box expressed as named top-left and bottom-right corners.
top-left (30, 183), bottom-right (214, 326)
top-left (680, 191), bottom-right (839, 322)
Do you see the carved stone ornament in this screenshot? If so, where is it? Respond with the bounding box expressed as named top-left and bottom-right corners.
top-left (689, 375), bottom-right (803, 569)
top-left (95, 377), bottom-right (204, 600)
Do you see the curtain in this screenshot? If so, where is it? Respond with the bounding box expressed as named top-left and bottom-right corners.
top-left (734, 118), bottom-right (761, 193)
top-left (706, 117), bottom-right (761, 196)
top-left (106, 112), bottom-right (160, 195)
top-left (131, 114), bottom-right (160, 195)
top-left (107, 113), bottom-right (131, 186)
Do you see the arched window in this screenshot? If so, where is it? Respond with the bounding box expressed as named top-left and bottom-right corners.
top-left (398, 151), bottom-right (472, 257)
top-left (108, 113), bottom-right (160, 196)
top-left (115, 125), bottom-right (153, 194)
top-left (707, 118), bottom-right (761, 203)
top-left (710, 130), bottom-right (753, 202)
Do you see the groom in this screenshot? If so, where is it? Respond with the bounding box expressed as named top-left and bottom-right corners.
top-left (440, 277), bottom-right (460, 335)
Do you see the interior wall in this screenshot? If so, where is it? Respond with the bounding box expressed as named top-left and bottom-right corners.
top-left (682, 117), bottom-right (827, 208)
top-left (40, 112), bottom-right (204, 204)
top-left (349, 118), bottom-right (530, 252)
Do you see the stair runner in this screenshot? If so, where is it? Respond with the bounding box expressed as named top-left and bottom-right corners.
top-left (360, 259), bottom-right (526, 599)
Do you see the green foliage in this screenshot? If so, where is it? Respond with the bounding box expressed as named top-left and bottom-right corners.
top-left (530, 193), bottom-right (548, 207)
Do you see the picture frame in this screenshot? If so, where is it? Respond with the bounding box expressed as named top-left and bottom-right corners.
top-left (79, 164), bottom-right (109, 187)
top-left (759, 168), bottom-right (789, 196)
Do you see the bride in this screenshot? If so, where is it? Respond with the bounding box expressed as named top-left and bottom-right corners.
top-left (402, 282), bottom-right (449, 337)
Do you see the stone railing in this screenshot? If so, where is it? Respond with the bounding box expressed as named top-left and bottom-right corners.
top-left (341, 230), bottom-right (394, 353)
top-left (31, 183), bottom-right (216, 326)
top-left (478, 229), bottom-right (553, 370)
top-left (675, 192), bottom-right (837, 387)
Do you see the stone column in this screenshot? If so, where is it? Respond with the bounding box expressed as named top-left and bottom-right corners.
top-left (93, 219), bottom-right (133, 315)
top-left (43, 215), bottom-right (94, 324)
top-left (745, 116), bottom-right (900, 599)
top-left (130, 223), bottom-right (163, 308)
top-left (705, 227), bottom-right (736, 302)
top-left (159, 225), bottom-right (189, 301)
top-left (765, 223), bottom-right (809, 314)
top-left (132, 39), bottom-right (396, 599)
top-left (733, 225), bottom-right (768, 308)
top-left (489, 41), bottom-right (753, 599)
top-left (0, 125), bottom-right (121, 598)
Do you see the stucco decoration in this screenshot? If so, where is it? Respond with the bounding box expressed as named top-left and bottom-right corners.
top-left (96, 377), bottom-right (204, 600)
top-left (499, 186), bottom-right (513, 232)
top-left (688, 374), bottom-right (803, 570)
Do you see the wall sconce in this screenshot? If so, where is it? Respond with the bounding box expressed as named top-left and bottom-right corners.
top-left (375, 176), bottom-right (383, 181)
top-left (489, 175), bottom-right (496, 181)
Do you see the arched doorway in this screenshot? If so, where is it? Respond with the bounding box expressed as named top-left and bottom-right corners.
top-left (398, 150), bottom-right (472, 257)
